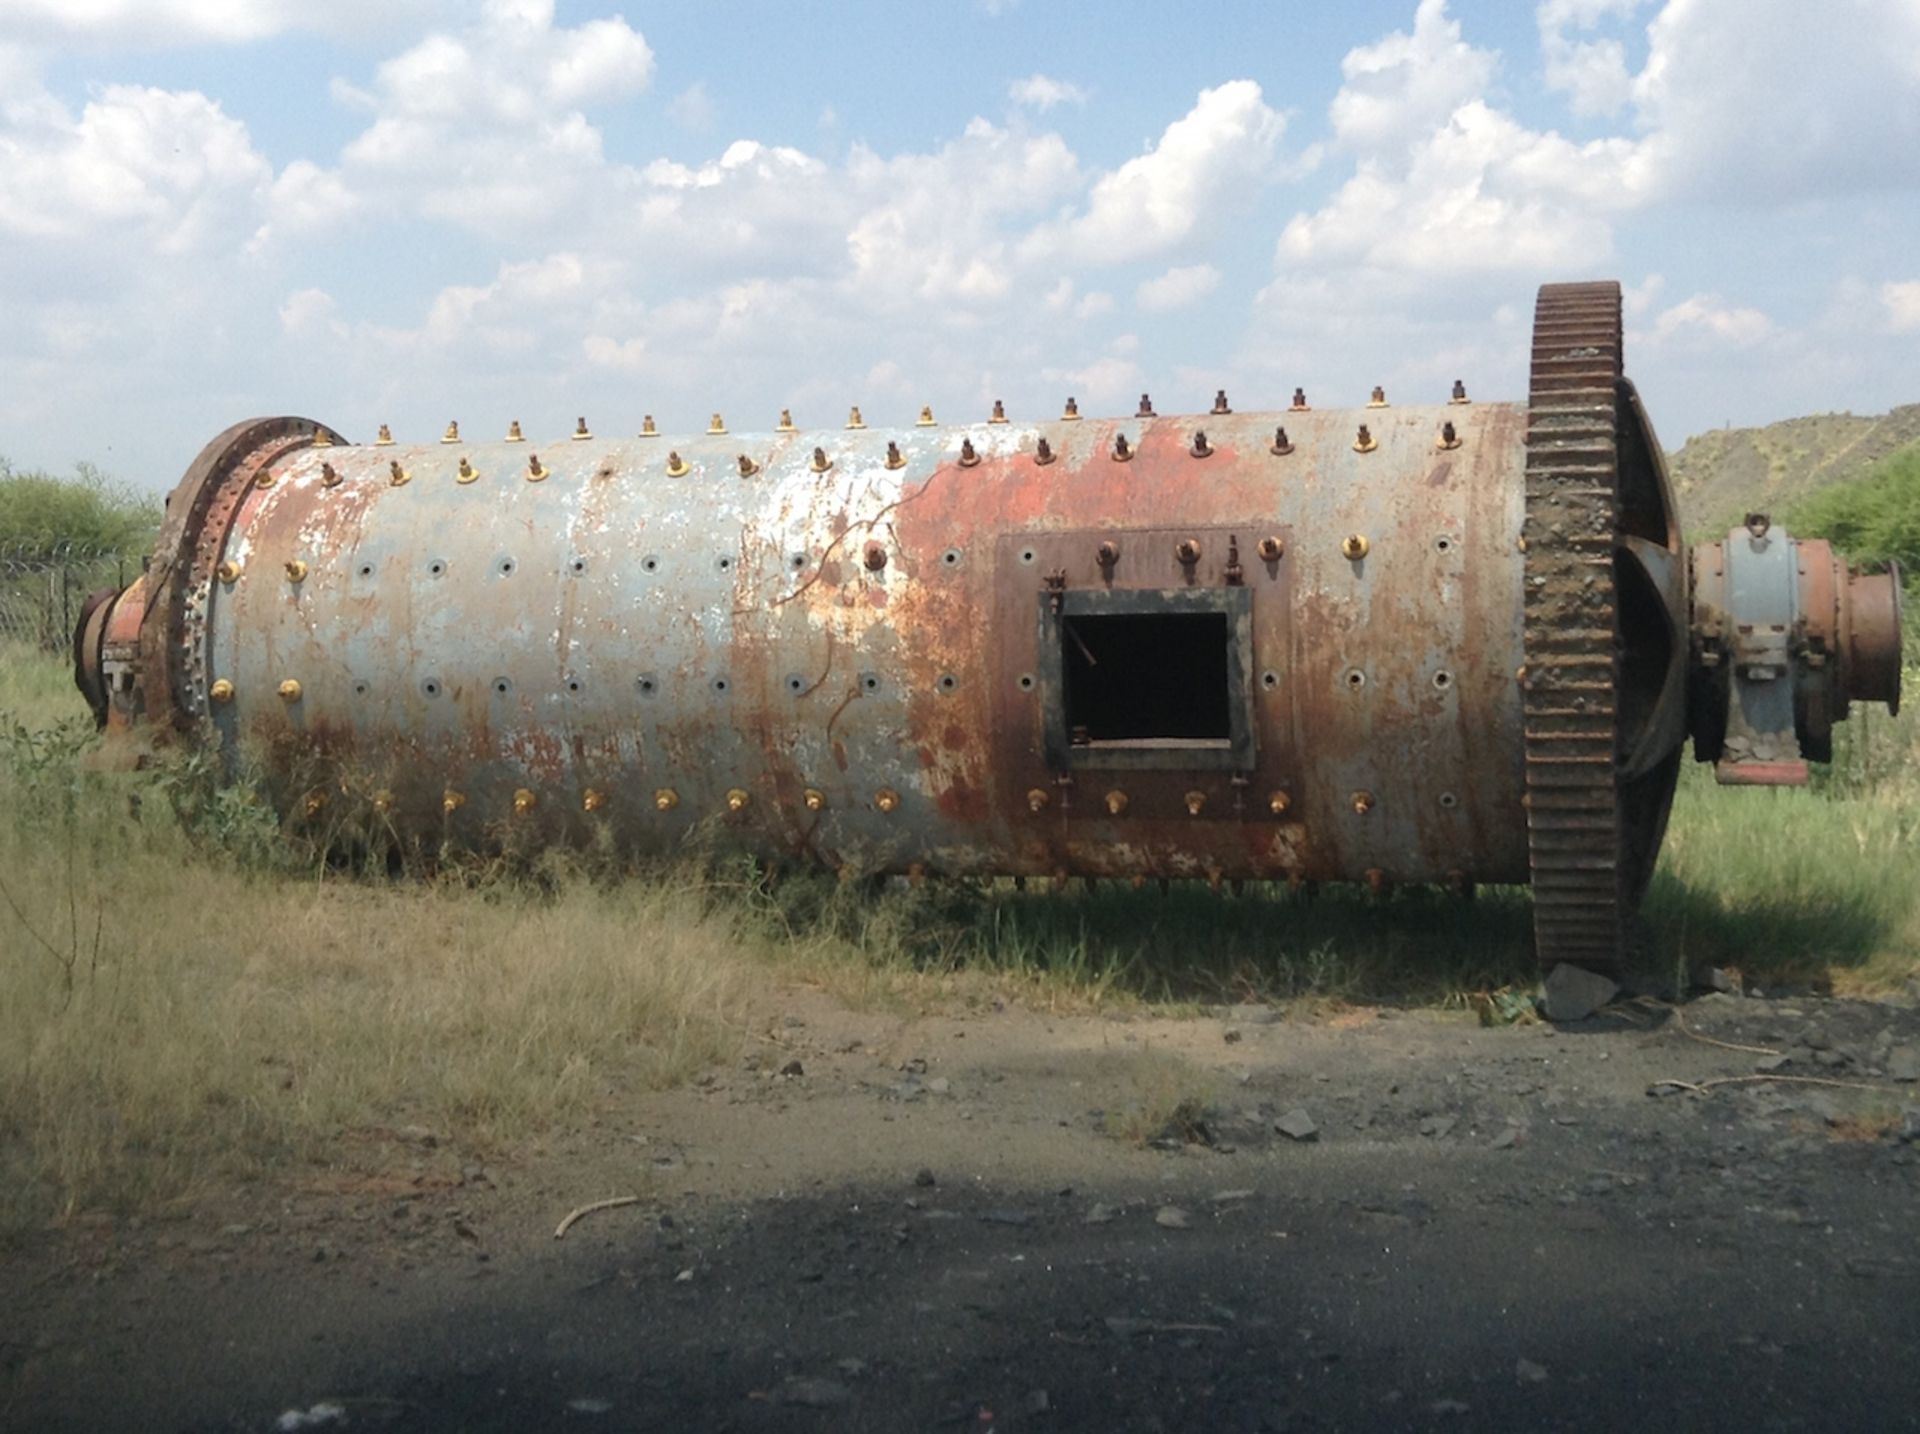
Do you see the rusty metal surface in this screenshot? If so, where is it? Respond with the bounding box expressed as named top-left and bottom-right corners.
top-left (115, 402), bottom-right (1530, 885)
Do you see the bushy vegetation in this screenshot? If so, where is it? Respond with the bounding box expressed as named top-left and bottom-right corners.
top-left (0, 456), bottom-right (159, 557)
top-left (1790, 442), bottom-right (1920, 597)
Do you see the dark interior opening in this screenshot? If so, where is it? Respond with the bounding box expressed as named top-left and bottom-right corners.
top-left (1062, 611), bottom-right (1232, 744)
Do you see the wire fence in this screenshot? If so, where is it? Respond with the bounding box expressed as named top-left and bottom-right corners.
top-left (0, 540), bottom-right (150, 654)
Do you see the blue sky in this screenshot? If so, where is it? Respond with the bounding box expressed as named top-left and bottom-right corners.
top-left (2, 0), bottom-right (1917, 488)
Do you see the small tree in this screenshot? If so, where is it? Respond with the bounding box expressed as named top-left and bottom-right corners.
top-left (0, 458), bottom-right (161, 560)
top-left (1789, 444), bottom-right (1920, 599)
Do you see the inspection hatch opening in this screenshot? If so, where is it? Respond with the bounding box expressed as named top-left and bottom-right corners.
top-left (1063, 612), bottom-right (1232, 744)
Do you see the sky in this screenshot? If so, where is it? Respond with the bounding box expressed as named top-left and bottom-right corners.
top-left (1, 0), bottom-right (1917, 489)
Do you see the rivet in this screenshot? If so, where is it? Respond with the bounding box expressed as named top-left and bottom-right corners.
top-left (1175, 538), bottom-right (1201, 565)
top-left (1112, 433), bottom-right (1132, 461)
top-left (457, 456), bottom-right (478, 484)
top-left (1027, 787), bottom-right (1050, 813)
top-left (442, 790), bottom-right (465, 814)
top-left (389, 460), bottom-right (410, 486)
top-left (989, 399), bottom-right (1008, 424)
top-left (1257, 536), bottom-right (1284, 562)
top-left (1342, 534), bottom-right (1370, 560)
top-left (209, 678), bottom-right (235, 704)
top-left (803, 788), bottom-right (827, 811)
top-left (874, 788), bottom-right (900, 813)
top-left (1097, 540), bottom-right (1119, 570)
top-left (1437, 421), bottom-right (1461, 451)
top-left (706, 413), bottom-right (726, 435)
top-left (640, 415), bottom-right (659, 437)
top-left (255, 469), bottom-right (275, 489)
top-left (1351, 790), bottom-right (1375, 815)
top-left (284, 559), bottom-right (307, 583)
top-left (1104, 789), bottom-right (1129, 816)
top-left (574, 416), bottom-right (592, 440)
top-left (1212, 389), bottom-right (1231, 415)
top-left (513, 788), bottom-right (536, 815)
top-left (1184, 790), bottom-right (1206, 816)
top-left (375, 424), bottom-right (395, 445)
top-left (1035, 437), bottom-right (1055, 466)
top-left (1136, 393), bottom-right (1154, 418)
top-left (216, 559), bottom-right (242, 583)
top-left (581, 788), bottom-right (606, 813)
top-left (726, 787), bottom-right (750, 813)
top-left (277, 678), bottom-right (302, 702)
top-left (1062, 396), bottom-right (1081, 420)
top-left (666, 450), bottom-right (690, 478)
top-left (847, 406), bottom-right (866, 430)
top-left (506, 420), bottom-right (524, 442)
top-left (917, 406), bottom-right (936, 426)
top-left (958, 438), bottom-right (979, 468)
top-left (304, 791), bottom-right (327, 817)
top-left (738, 454), bottom-right (760, 478)
top-left (1290, 387), bottom-right (1309, 411)
top-left (372, 790), bottom-right (393, 815)
top-left (441, 421), bottom-right (460, 444)
top-left (885, 441), bottom-right (905, 471)
top-left (1368, 386), bottom-right (1388, 408)
top-left (1270, 426), bottom-right (1294, 456)
top-left (1516, 665), bottom-right (1529, 688)
top-left (810, 446), bottom-right (831, 473)
top-left (654, 787), bottom-right (679, 811)
top-left (1190, 430), bottom-right (1212, 458)
top-left (321, 462), bottom-right (342, 488)
top-left (1353, 425), bottom-right (1377, 453)
top-left (311, 428), bottom-right (332, 448)
top-left (863, 541), bottom-right (888, 572)
top-left (1450, 379), bottom-right (1470, 404)
top-left (527, 454), bottom-right (548, 481)
top-left (1269, 790), bottom-right (1291, 815)
top-left (778, 408), bottom-right (796, 432)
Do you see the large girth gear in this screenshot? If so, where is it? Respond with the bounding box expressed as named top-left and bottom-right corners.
top-left (1522, 282), bottom-right (1688, 973)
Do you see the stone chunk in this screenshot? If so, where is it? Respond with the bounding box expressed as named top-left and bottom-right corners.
top-left (1542, 964), bottom-right (1619, 1022)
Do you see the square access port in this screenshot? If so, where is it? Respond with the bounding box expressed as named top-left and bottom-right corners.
top-left (1038, 587), bottom-right (1256, 771)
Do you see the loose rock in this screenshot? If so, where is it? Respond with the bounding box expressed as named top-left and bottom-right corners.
top-left (1542, 964), bottom-right (1619, 1022)
top-left (1154, 1205), bottom-right (1192, 1229)
top-left (1275, 1108), bottom-right (1319, 1142)
top-left (1887, 1045), bottom-right (1919, 1083)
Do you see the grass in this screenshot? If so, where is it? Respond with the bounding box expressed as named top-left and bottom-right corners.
top-left (1, 639), bottom-right (1916, 1232)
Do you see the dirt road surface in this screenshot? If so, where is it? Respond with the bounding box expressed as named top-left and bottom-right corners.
top-left (6, 988), bottom-right (1919, 1432)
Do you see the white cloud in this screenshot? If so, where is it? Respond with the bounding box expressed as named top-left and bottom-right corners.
top-left (1009, 74), bottom-right (1088, 111)
top-left (1029, 81), bottom-right (1284, 265)
top-left (1649, 294), bottom-right (1773, 347)
top-left (1881, 281), bottom-right (1920, 334)
top-left (1136, 263), bottom-right (1220, 313)
top-left (667, 81), bottom-right (714, 131)
top-left (279, 287), bottom-right (346, 339)
top-left (1537, 0), bottom-right (1641, 117)
top-left (1330, 0), bottom-right (1496, 152)
top-left (0, 0), bottom-right (441, 46)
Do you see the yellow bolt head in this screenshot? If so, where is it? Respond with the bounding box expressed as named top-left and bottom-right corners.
top-left (457, 457), bottom-right (478, 484)
top-left (1027, 787), bottom-right (1050, 813)
top-left (1352, 791), bottom-right (1375, 815)
top-left (654, 787), bottom-right (679, 812)
top-left (284, 559), bottom-right (308, 582)
top-left (640, 415), bottom-right (658, 436)
top-left (513, 788), bottom-right (536, 815)
top-left (441, 421), bottom-right (459, 444)
top-left (1342, 534), bottom-right (1370, 560)
top-left (506, 420), bottom-right (524, 442)
top-left (726, 788), bottom-right (750, 812)
top-left (1104, 790), bottom-right (1129, 816)
top-left (707, 412), bottom-right (726, 434)
top-left (216, 560), bottom-right (242, 583)
top-left (1184, 790), bottom-right (1207, 816)
top-left (442, 790), bottom-right (465, 814)
top-left (917, 406), bottom-right (936, 426)
top-left (803, 788), bottom-right (827, 811)
top-left (277, 678), bottom-right (302, 702)
top-left (303, 791), bottom-right (328, 817)
top-left (583, 788), bottom-right (606, 813)
top-left (372, 790), bottom-right (394, 815)
top-left (1269, 790), bottom-right (1292, 815)
top-left (874, 788), bottom-right (900, 813)
top-left (209, 678), bottom-right (235, 704)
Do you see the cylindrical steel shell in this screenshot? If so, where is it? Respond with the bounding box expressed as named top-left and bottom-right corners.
top-left (162, 406), bottom-right (1533, 884)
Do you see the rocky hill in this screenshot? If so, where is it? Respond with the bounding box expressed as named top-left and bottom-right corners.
top-left (1667, 403), bottom-right (1920, 537)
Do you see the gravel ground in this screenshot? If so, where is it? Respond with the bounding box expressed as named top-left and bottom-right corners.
top-left (5, 984), bottom-right (1919, 1432)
